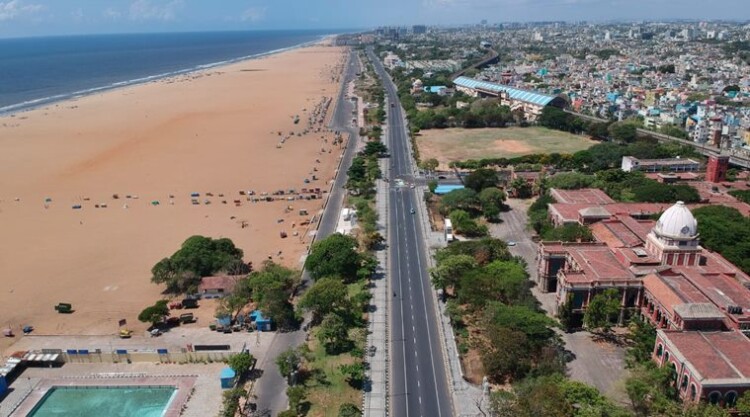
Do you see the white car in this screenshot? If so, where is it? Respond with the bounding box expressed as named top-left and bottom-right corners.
top-left (507, 241), bottom-right (517, 246)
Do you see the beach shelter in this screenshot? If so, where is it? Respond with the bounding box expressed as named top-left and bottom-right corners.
top-left (220, 367), bottom-right (236, 389)
top-left (250, 310), bottom-right (272, 332)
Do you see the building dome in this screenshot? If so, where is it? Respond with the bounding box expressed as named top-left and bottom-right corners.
top-left (654, 201), bottom-right (698, 239)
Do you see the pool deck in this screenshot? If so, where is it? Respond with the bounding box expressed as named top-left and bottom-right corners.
top-left (12, 375), bottom-right (196, 417)
top-left (5, 363), bottom-right (228, 417)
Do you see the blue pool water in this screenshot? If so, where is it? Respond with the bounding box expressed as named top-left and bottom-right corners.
top-left (28, 386), bottom-right (176, 417)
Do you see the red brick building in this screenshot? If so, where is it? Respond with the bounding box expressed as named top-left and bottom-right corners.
top-left (537, 192), bottom-right (750, 405)
top-left (654, 330), bottom-right (750, 405)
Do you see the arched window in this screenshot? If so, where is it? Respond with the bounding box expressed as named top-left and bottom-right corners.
top-left (664, 351), bottom-right (670, 363)
top-left (670, 362), bottom-right (678, 381)
top-left (690, 384), bottom-right (697, 401)
top-left (725, 391), bottom-right (738, 407)
top-left (709, 391), bottom-right (721, 405)
top-left (681, 375), bottom-right (689, 390)
top-left (656, 344), bottom-right (663, 357)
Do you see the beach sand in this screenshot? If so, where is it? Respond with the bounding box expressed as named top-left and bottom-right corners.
top-left (0, 45), bottom-right (347, 352)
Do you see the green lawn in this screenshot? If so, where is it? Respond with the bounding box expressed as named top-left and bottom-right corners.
top-left (303, 327), bottom-right (365, 417)
top-left (417, 126), bottom-right (596, 169)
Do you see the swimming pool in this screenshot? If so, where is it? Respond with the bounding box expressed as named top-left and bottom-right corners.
top-left (28, 385), bottom-right (176, 417)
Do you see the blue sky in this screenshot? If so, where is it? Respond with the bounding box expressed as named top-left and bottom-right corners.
top-left (0, 0), bottom-right (748, 38)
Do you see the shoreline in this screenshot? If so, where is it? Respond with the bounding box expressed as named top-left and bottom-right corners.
top-left (0, 43), bottom-right (348, 351)
top-left (0, 33), bottom-right (337, 117)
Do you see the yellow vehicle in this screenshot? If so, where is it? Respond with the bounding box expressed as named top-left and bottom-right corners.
top-left (119, 329), bottom-right (133, 339)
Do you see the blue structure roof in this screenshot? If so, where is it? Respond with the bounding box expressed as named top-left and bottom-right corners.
top-left (221, 368), bottom-right (236, 379)
top-left (424, 86), bottom-right (447, 94)
top-left (453, 76), bottom-right (557, 106)
top-left (250, 310), bottom-right (271, 323)
top-left (434, 185), bottom-right (466, 195)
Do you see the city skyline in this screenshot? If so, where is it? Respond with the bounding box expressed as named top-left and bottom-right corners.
top-left (1, 0), bottom-right (749, 38)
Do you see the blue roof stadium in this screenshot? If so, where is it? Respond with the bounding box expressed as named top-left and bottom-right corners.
top-left (453, 76), bottom-right (558, 107)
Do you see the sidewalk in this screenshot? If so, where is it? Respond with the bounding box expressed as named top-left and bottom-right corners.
top-left (362, 159), bottom-right (390, 417)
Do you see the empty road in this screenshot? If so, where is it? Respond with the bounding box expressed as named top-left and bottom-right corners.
top-left (366, 48), bottom-right (453, 417)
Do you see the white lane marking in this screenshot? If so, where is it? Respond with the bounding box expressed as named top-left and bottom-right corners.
top-left (393, 192), bottom-right (410, 417)
top-left (409, 190), bottom-right (445, 417)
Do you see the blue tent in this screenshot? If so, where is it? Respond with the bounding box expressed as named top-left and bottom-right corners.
top-left (216, 316), bottom-right (231, 327)
top-left (0, 376), bottom-right (7, 398)
top-left (250, 310), bottom-right (272, 332)
top-left (220, 367), bottom-right (236, 389)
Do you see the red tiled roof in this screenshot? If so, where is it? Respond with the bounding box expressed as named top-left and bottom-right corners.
top-left (562, 244), bottom-right (635, 285)
top-left (550, 188), bottom-right (615, 205)
top-left (198, 276), bottom-right (240, 292)
top-left (661, 330), bottom-right (750, 381)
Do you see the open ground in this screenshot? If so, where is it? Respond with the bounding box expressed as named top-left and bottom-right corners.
top-left (416, 126), bottom-right (597, 169)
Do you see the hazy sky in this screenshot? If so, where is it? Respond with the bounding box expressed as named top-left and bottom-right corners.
top-left (0, 0), bottom-right (748, 37)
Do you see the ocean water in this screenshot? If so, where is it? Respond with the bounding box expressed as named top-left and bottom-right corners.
top-left (0, 30), bottom-right (337, 114)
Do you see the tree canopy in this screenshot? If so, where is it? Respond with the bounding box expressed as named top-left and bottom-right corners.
top-left (151, 236), bottom-right (245, 294)
top-left (138, 300), bottom-right (169, 326)
top-left (464, 168), bottom-right (500, 192)
top-left (305, 233), bottom-right (364, 283)
top-left (298, 277), bottom-right (350, 321)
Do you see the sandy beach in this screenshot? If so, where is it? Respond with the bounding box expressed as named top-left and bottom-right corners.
top-left (0, 44), bottom-right (347, 352)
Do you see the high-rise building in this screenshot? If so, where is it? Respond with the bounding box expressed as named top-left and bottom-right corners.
top-left (412, 25), bottom-right (427, 34)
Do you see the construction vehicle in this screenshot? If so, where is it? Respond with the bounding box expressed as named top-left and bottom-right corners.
top-left (119, 329), bottom-right (133, 339)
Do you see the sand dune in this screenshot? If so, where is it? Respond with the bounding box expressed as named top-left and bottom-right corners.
top-left (0, 45), bottom-right (347, 351)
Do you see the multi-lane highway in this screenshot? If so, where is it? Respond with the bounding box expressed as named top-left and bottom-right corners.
top-left (366, 48), bottom-right (453, 417)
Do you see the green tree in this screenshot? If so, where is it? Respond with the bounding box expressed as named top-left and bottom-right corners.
top-left (421, 158), bottom-right (439, 173)
top-left (479, 187), bottom-right (506, 220)
top-left (736, 390), bottom-right (750, 416)
top-left (137, 300), bottom-right (169, 326)
top-left (151, 236), bottom-right (244, 294)
top-left (286, 385), bottom-right (306, 414)
top-left (546, 172), bottom-right (596, 190)
top-left (248, 262), bottom-right (299, 330)
top-left (339, 362), bottom-right (366, 388)
top-left (362, 140), bottom-right (388, 157)
top-left (659, 124), bottom-right (688, 139)
top-left (465, 168), bottom-right (499, 192)
top-left (482, 326), bottom-right (532, 381)
top-left (510, 177), bottom-right (533, 199)
top-left (218, 277), bottom-right (251, 321)
top-left (317, 313), bottom-right (350, 354)
top-left (557, 294), bottom-right (576, 332)
top-left (338, 403), bottom-right (362, 417)
top-left (430, 254), bottom-right (477, 292)
top-left (440, 188), bottom-right (479, 214)
top-left (542, 224), bottom-right (594, 242)
top-left (483, 302), bottom-right (555, 350)
top-left (228, 352), bottom-right (255, 377)
top-left (276, 347), bottom-right (302, 380)
top-left (435, 238), bottom-right (512, 266)
top-left (626, 317), bottom-right (656, 366)
top-left (584, 288), bottom-right (621, 332)
top-left (298, 277), bottom-right (349, 321)
top-left (608, 121), bottom-right (638, 143)
top-left (586, 122), bottom-right (611, 140)
top-left (305, 233), bottom-right (363, 282)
